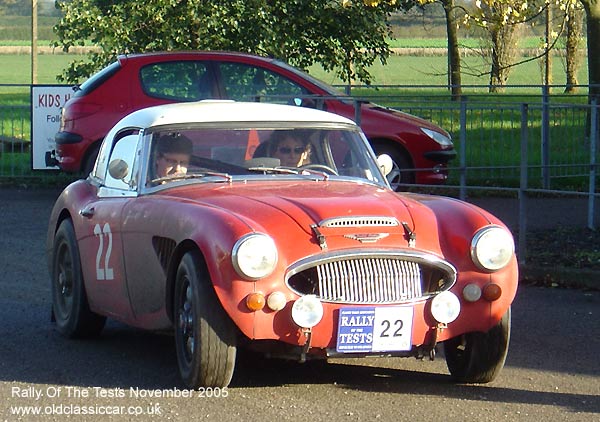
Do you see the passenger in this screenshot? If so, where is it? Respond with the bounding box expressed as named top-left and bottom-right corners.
top-left (154, 133), bottom-right (193, 178)
top-left (269, 131), bottom-right (311, 167)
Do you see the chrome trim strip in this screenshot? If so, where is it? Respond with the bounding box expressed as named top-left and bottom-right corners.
top-left (319, 216), bottom-right (400, 228)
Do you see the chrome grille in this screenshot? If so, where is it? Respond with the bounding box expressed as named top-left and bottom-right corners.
top-left (319, 216), bottom-right (399, 228)
top-left (287, 252), bottom-right (456, 304)
top-left (317, 258), bottom-right (421, 303)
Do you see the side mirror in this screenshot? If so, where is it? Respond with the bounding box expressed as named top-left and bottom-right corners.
top-left (377, 154), bottom-right (393, 177)
top-left (108, 159), bottom-right (129, 180)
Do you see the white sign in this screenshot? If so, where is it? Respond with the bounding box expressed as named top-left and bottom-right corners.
top-left (31, 85), bottom-right (73, 170)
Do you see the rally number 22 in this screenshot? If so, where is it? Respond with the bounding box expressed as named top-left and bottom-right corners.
top-left (380, 319), bottom-right (403, 337)
top-left (94, 223), bottom-right (114, 280)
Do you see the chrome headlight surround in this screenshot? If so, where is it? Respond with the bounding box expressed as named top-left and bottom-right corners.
top-left (470, 226), bottom-right (515, 271)
top-left (232, 233), bottom-right (278, 280)
top-left (420, 127), bottom-right (453, 147)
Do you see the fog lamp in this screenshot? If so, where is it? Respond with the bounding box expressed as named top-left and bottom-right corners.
top-left (267, 291), bottom-right (287, 311)
top-left (246, 293), bottom-right (265, 311)
top-left (431, 291), bottom-right (461, 324)
top-left (291, 295), bottom-right (323, 328)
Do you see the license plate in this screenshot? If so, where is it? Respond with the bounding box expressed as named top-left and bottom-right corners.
top-left (336, 307), bottom-right (413, 353)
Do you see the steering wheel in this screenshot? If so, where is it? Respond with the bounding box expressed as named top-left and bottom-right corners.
top-left (300, 164), bottom-right (338, 175)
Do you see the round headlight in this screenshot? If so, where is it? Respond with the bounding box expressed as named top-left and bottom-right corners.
top-left (471, 226), bottom-right (514, 271)
top-left (232, 233), bottom-right (278, 280)
top-left (431, 291), bottom-right (461, 324)
top-left (291, 295), bottom-right (323, 328)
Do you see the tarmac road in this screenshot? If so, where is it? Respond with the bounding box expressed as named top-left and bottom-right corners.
top-left (0, 187), bottom-right (598, 421)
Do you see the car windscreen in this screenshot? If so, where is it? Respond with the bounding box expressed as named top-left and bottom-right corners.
top-left (144, 125), bottom-right (387, 188)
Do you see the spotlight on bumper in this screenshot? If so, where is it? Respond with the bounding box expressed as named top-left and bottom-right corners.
top-left (431, 291), bottom-right (461, 324)
top-left (291, 295), bottom-right (323, 328)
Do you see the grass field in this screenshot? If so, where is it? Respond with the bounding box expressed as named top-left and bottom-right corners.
top-left (0, 51), bottom-right (595, 191)
top-left (0, 51), bottom-right (589, 91)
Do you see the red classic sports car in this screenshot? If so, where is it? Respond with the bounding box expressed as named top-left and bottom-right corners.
top-left (51, 51), bottom-right (455, 187)
top-left (47, 101), bottom-right (517, 388)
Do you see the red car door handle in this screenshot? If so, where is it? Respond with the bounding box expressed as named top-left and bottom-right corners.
top-left (80, 206), bottom-right (95, 218)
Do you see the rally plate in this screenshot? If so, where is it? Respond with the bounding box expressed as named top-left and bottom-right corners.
top-left (336, 307), bottom-right (414, 353)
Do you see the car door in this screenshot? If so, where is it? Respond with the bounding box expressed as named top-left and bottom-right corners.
top-left (77, 132), bottom-right (141, 322)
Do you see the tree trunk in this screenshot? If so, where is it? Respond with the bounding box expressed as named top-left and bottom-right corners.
top-left (581, 0), bottom-right (600, 100)
top-left (580, 0), bottom-right (600, 138)
top-left (564, 4), bottom-right (584, 94)
top-left (442, 0), bottom-right (462, 100)
top-left (489, 26), bottom-right (514, 93)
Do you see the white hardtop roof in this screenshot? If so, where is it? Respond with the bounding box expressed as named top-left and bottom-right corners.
top-left (114, 100), bottom-right (357, 130)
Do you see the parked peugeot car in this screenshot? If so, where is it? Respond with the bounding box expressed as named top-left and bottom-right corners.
top-left (52, 51), bottom-right (456, 187)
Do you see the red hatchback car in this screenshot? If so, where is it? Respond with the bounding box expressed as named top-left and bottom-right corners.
top-left (53, 51), bottom-right (456, 187)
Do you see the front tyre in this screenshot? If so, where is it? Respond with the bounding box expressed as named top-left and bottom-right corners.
top-left (51, 219), bottom-right (106, 338)
top-left (444, 308), bottom-right (511, 383)
top-left (174, 251), bottom-right (237, 388)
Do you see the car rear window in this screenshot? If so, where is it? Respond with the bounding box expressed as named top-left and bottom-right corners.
top-left (76, 61), bottom-right (121, 96)
top-left (140, 61), bottom-right (214, 101)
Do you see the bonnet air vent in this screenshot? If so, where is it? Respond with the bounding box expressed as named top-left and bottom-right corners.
top-left (319, 216), bottom-right (400, 228)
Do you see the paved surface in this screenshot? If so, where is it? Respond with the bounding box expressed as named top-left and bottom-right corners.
top-left (469, 196), bottom-right (599, 232)
top-left (0, 186), bottom-right (599, 421)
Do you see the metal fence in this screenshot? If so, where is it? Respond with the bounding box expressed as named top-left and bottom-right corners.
top-left (0, 85), bottom-right (598, 262)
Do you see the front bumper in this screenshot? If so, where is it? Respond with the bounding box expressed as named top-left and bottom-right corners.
top-left (424, 149), bottom-right (457, 164)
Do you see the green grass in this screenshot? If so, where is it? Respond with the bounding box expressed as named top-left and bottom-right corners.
top-left (0, 52), bottom-right (595, 191)
top-left (308, 55), bottom-right (589, 88)
top-left (0, 54), bottom-right (87, 85)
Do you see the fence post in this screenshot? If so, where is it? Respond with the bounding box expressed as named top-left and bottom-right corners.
top-left (459, 96), bottom-right (467, 201)
top-left (541, 85), bottom-right (550, 189)
top-left (588, 99), bottom-right (597, 230)
top-left (518, 103), bottom-right (529, 265)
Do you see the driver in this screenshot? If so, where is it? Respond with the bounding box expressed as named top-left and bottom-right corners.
top-left (154, 133), bottom-right (193, 178)
top-left (269, 131), bottom-right (311, 167)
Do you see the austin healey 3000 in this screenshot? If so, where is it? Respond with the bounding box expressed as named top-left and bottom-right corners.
top-left (47, 101), bottom-right (517, 388)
